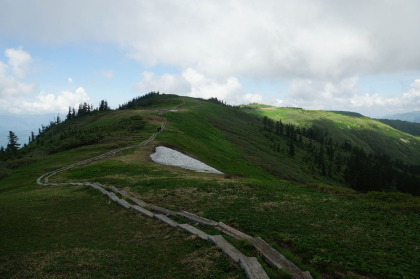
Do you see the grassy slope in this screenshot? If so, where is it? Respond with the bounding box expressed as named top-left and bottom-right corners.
top-left (0, 107), bottom-right (244, 279)
top-left (1, 95), bottom-right (420, 278)
top-left (377, 118), bottom-right (420, 136)
top-left (241, 105), bottom-right (420, 165)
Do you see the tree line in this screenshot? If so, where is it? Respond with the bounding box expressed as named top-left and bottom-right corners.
top-left (262, 116), bottom-right (420, 195)
top-left (0, 100), bottom-right (110, 161)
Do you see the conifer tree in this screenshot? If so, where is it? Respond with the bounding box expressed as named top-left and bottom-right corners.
top-left (67, 106), bottom-right (72, 120)
top-left (288, 141), bottom-right (295, 157)
top-left (6, 131), bottom-right (20, 153)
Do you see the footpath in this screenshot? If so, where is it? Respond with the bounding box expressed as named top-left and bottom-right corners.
top-left (36, 101), bottom-right (312, 279)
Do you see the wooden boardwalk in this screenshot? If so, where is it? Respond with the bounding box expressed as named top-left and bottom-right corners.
top-left (36, 100), bottom-right (312, 279)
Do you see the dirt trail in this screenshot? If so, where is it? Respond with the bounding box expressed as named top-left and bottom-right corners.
top-left (36, 98), bottom-right (312, 279)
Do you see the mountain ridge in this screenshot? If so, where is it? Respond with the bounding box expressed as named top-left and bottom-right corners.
top-left (1, 93), bottom-right (419, 279)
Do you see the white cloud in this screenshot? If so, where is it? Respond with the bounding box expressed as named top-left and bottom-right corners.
top-left (17, 87), bottom-right (90, 114)
top-left (1, 1), bottom-right (419, 80)
top-left (68, 77), bottom-right (73, 83)
top-left (1, 87), bottom-right (90, 114)
top-left (100, 69), bottom-right (114, 80)
top-left (275, 77), bottom-right (420, 117)
top-left (135, 68), bottom-right (263, 105)
top-left (348, 79), bottom-right (420, 114)
top-left (0, 48), bottom-right (35, 99)
top-left (289, 77), bottom-right (359, 103)
top-left (0, 48), bottom-right (91, 114)
top-left (243, 93), bottom-right (264, 104)
top-left (1, 2), bottom-right (420, 117)
top-left (4, 47), bottom-right (32, 79)
top-left (135, 71), bottom-right (189, 94)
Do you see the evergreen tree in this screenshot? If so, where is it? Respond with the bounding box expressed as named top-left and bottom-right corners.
top-left (288, 141), bottom-right (295, 157)
top-left (67, 106), bottom-right (72, 120)
top-left (31, 131), bottom-right (35, 142)
top-left (99, 100), bottom-right (110, 111)
top-left (6, 131), bottom-right (20, 153)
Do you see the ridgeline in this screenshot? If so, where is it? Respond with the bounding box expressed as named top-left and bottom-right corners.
top-left (1, 93), bottom-right (419, 279)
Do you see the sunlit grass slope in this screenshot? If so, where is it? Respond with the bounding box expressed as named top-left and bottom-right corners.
top-left (241, 104), bottom-right (420, 164)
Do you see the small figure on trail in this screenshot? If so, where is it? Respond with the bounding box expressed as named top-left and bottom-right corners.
top-left (157, 127), bottom-right (162, 132)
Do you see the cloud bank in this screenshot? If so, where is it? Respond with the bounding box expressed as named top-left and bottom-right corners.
top-left (1, 1), bottom-right (420, 116)
top-left (0, 47), bottom-right (90, 114)
top-left (135, 68), bottom-right (263, 105)
top-left (1, 0), bottom-right (419, 79)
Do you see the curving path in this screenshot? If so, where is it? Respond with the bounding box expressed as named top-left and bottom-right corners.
top-left (36, 100), bottom-right (312, 279)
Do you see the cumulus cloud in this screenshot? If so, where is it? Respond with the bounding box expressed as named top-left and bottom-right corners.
top-left (135, 68), bottom-right (262, 105)
top-left (4, 47), bottom-right (32, 79)
top-left (135, 71), bottom-right (189, 94)
top-left (0, 48), bottom-right (35, 99)
top-left (68, 77), bottom-right (73, 83)
top-left (15, 87), bottom-right (90, 114)
top-left (348, 79), bottom-right (420, 115)
top-left (288, 77), bottom-right (359, 103)
top-left (0, 47), bottom-right (90, 114)
top-left (278, 77), bottom-right (420, 117)
top-left (1, 1), bottom-right (419, 80)
top-left (1, 2), bottom-right (420, 117)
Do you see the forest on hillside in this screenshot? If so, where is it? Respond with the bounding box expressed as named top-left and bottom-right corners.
top-left (262, 116), bottom-right (420, 195)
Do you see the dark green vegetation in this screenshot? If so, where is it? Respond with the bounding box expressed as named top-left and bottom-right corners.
top-left (377, 118), bottom-right (420, 136)
top-left (258, 116), bottom-right (420, 195)
top-left (1, 93), bottom-right (420, 278)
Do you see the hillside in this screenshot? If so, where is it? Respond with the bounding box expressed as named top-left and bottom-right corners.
top-left (1, 93), bottom-right (420, 279)
top-left (376, 118), bottom-right (420, 136)
top-left (240, 104), bottom-right (420, 165)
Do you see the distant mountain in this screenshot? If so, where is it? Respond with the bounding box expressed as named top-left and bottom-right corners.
top-left (384, 111), bottom-right (420, 123)
top-left (0, 113), bottom-right (58, 147)
top-left (376, 119), bottom-right (420, 136)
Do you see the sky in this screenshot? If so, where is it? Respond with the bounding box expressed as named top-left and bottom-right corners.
top-left (1, 0), bottom-right (420, 146)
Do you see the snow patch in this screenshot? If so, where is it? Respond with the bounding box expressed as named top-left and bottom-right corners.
top-left (150, 146), bottom-right (223, 174)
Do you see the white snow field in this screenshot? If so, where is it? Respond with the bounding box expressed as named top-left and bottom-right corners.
top-left (150, 146), bottom-right (223, 174)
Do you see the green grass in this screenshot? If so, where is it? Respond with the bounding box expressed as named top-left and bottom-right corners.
top-left (241, 104), bottom-right (420, 165)
top-left (1, 95), bottom-right (420, 278)
top-left (0, 107), bottom-right (246, 278)
top-left (53, 146), bottom-right (420, 278)
top-left (0, 184), bottom-right (243, 278)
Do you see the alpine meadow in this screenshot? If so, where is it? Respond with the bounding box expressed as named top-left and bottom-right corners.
top-left (1, 93), bottom-right (419, 279)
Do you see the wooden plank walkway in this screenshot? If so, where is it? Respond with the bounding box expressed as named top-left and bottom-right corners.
top-left (208, 235), bottom-right (245, 263)
top-left (240, 257), bottom-right (270, 279)
top-left (251, 237), bottom-right (313, 279)
top-left (178, 211), bottom-right (218, 226)
top-left (154, 214), bottom-right (179, 227)
top-left (178, 224), bottom-right (209, 240)
top-left (216, 222), bottom-right (253, 240)
top-left (35, 101), bottom-right (312, 279)
top-left (132, 205), bottom-right (154, 218)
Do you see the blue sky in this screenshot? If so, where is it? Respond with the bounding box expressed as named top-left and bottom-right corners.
top-left (1, 0), bottom-right (420, 147)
